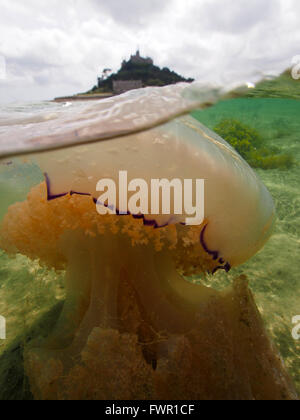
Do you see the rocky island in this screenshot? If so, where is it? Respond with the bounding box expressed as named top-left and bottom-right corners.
top-left (54, 50), bottom-right (194, 102)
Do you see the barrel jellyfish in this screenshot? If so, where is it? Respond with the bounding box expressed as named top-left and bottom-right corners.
top-left (0, 84), bottom-right (297, 400)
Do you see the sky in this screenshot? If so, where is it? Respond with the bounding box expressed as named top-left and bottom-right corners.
top-left (0, 0), bottom-right (299, 104)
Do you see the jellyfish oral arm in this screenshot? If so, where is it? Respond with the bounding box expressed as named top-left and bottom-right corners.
top-left (23, 225), bottom-right (296, 400)
top-left (43, 228), bottom-right (215, 356)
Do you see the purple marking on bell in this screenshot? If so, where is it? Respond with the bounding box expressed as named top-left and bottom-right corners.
top-left (44, 174), bottom-right (211, 239)
top-left (70, 191), bottom-right (91, 197)
top-left (199, 223), bottom-right (231, 275)
top-left (44, 173), bottom-right (68, 201)
top-left (200, 224), bottom-right (219, 260)
top-left (212, 263), bottom-right (232, 275)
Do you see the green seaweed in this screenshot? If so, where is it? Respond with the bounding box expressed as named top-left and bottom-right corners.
top-left (214, 118), bottom-right (294, 170)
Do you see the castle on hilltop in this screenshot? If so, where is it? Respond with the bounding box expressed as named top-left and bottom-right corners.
top-left (122, 50), bottom-right (153, 68)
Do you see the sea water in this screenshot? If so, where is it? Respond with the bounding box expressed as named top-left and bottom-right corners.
top-left (0, 97), bottom-right (299, 398)
top-left (193, 97), bottom-right (300, 392)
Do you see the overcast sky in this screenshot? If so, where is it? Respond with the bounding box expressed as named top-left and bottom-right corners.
top-left (0, 0), bottom-right (299, 104)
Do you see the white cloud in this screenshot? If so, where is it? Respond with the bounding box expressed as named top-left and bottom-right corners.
top-left (0, 0), bottom-right (299, 103)
top-left (181, 0), bottom-right (280, 34)
top-left (90, 0), bottom-right (170, 27)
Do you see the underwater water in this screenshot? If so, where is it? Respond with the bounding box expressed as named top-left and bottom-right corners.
top-left (0, 96), bottom-right (298, 399)
top-left (193, 98), bottom-right (300, 392)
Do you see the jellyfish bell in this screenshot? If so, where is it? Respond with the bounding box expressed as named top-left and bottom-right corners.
top-left (32, 109), bottom-right (275, 270)
top-left (0, 84), bottom-right (297, 400)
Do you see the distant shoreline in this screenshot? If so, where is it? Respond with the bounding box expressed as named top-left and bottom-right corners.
top-left (53, 94), bottom-right (114, 102)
